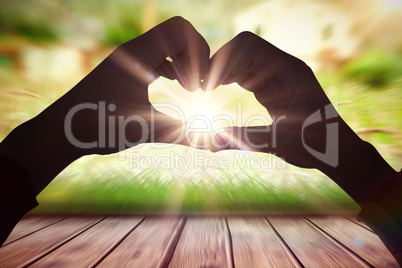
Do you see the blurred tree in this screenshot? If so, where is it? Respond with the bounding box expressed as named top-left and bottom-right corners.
top-left (343, 49), bottom-right (402, 87)
top-left (0, 1), bottom-right (59, 42)
top-left (103, 16), bottom-right (142, 47)
top-left (93, 1), bottom-right (144, 47)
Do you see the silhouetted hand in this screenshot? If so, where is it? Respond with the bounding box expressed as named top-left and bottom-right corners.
top-left (0, 17), bottom-right (210, 192)
top-left (207, 32), bottom-right (341, 166)
top-left (206, 32), bottom-right (396, 203)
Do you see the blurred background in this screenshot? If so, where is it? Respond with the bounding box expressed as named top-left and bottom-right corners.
top-left (0, 0), bottom-right (401, 213)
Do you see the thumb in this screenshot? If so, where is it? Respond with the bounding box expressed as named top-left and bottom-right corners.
top-left (210, 126), bottom-right (275, 153)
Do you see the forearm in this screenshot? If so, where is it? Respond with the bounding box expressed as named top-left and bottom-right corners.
top-left (317, 120), bottom-right (402, 264)
top-left (0, 155), bottom-right (38, 245)
top-left (0, 113), bottom-right (80, 194)
top-left (316, 120), bottom-right (399, 204)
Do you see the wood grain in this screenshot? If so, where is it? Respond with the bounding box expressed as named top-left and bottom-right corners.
top-left (308, 216), bottom-right (399, 267)
top-left (345, 217), bottom-right (375, 233)
top-left (0, 215), bottom-right (396, 267)
top-left (168, 217), bottom-right (233, 268)
top-left (269, 217), bottom-right (369, 267)
top-left (3, 216), bottom-right (65, 245)
top-left (228, 217), bottom-right (301, 268)
top-left (0, 217), bottom-right (102, 267)
top-left (29, 217), bottom-right (143, 268)
top-left (97, 217), bottom-right (184, 268)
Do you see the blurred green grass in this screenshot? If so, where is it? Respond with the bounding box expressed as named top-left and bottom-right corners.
top-left (0, 0), bottom-right (401, 212)
top-left (33, 163), bottom-right (359, 213)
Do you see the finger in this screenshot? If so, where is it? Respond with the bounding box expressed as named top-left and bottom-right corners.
top-left (155, 26), bottom-right (210, 91)
top-left (154, 58), bottom-right (178, 80)
top-left (171, 51), bottom-right (209, 91)
top-left (205, 32), bottom-right (261, 91)
top-left (154, 54), bottom-right (206, 91)
top-left (206, 31), bottom-right (308, 117)
top-left (122, 17), bottom-right (210, 90)
top-left (210, 126), bottom-right (275, 153)
top-left (205, 31), bottom-right (293, 91)
top-left (175, 19), bottom-right (210, 91)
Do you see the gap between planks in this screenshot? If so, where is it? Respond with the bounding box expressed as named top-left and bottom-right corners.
top-left (89, 217), bottom-right (146, 267)
top-left (224, 218), bottom-right (235, 268)
top-left (157, 217), bottom-right (187, 268)
top-left (1, 215), bottom-right (391, 268)
top-left (20, 217), bottom-right (106, 267)
top-left (303, 217), bottom-right (373, 267)
top-left (3, 217), bottom-right (67, 246)
top-left (264, 217), bottom-right (304, 267)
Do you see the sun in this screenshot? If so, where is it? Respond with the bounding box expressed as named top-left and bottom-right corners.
top-left (152, 82), bottom-right (231, 149)
top-left (148, 77), bottom-right (271, 151)
top-left (149, 78), bottom-right (240, 130)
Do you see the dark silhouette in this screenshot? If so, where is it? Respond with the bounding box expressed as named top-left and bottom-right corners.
top-left (208, 31), bottom-right (402, 264)
top-left (0, 17), bottom-right (209, 194)
top-left (0, 17), bottom-right (400, 265)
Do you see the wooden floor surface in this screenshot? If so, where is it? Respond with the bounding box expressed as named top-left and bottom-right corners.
top-left (0, 215), bottom-right (399, 267)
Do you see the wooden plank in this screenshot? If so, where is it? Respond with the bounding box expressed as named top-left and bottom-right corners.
top-left (0, 217), bottom-right (102, 267)
top-left (3, 216), bottom-right (65, 245)
top-left (168, 217), bottom-right (233, 268)
top-left (345, 217), bottom-right (375, 233)
top-left (268, 217), bottom-right (369, 267)
top-left (308, 216), bottom-right (399, 267)
top-left (97, 217), bottom-right (184, 268)
top-left (228, 217), bottom-right (301, 268)
top-left (29, 217), bottom-right (143, 268)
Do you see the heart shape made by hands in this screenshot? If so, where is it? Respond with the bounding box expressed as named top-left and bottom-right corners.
top-left (148, 76), bottom-right (271, 150)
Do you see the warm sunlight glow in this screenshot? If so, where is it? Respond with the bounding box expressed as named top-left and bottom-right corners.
top-left (381, 0), bottom-right (402, 10)
top-left (149, 78), bottom-right (271, 131)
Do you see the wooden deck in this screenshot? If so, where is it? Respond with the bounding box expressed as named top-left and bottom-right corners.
top-left (0, 214), bottom-right (399, 267)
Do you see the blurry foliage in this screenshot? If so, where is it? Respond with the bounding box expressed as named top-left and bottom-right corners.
top-left (317, 71), bottom-right (402, 170)
top-left (0, 0), bottom-right (153, 46)
top-left (102, 11), bottom-right (142, 46)
top-left (342, 49), bottom-right (402, 87)
top-left (0, 55), bottom-right (12, 68)
top-left (63, 0), bottom-right (146, 46)
top-left (0, 1), bottom-right (59, 42)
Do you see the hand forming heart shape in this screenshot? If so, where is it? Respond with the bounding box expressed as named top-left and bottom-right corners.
top-left (10, 16), bottom-right (363, 192)
top-left (142, 18), bottom-right (363, 181)
top-left (2, 18), bottom-right (400, 264)
top-left (142, 19), bottom-right (350, 172)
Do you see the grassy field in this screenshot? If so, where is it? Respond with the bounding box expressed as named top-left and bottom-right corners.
top-left (34, 152), bottom-right (359, 213)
